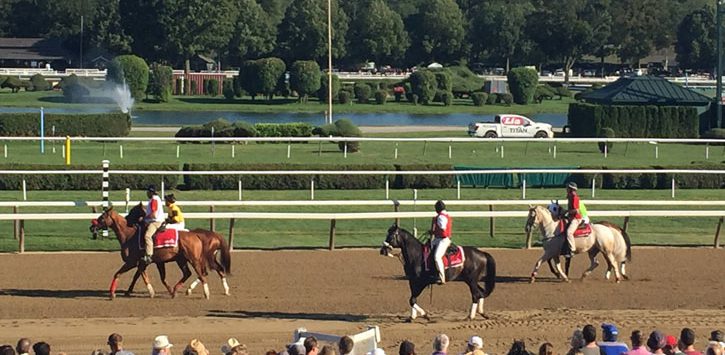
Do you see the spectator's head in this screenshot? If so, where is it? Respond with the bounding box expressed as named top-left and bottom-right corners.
top-left (152, 335), bottom-right (173, 355)
top-left (319, 346), bottom-right (336, 355)
top-left (570, 329), bottom-right (585, 349)
top-left (304, 337), bottom-right (319, 355)
top-left (107, 333), bottom-right (123, 352)
top-left (338, 336), bottom-right (353, 355)
top-left (647, 331), bottom-right (666, 352)
top-left (229, 345), bottom-right (248, 355)
top-left (538, 343), bottom-right (553, 355)
top-left (706, 342), bottom-right (723, 355)
top-left (680, 328), bottom-right (696, 347)
top-left (183, 339), bottom-right (209, 355)
top-left (32, 342), bottom-right (50, 355)
top-left (0, 345), bottom-right (15, 355)
top-left (221, 338), bottom-right (241, 355)
top-left (399, 341), bottom-right (415, 355)
top-left (16, 339), bottom-right (30, 355)
top-left (631, 331), bottom-right (644, 348)
top-left (507, 340), bottom-right (529, 355)
top-left (288, 344), bottom-right (305, 355)
top-left (601, 323), bottom-right (619, 342)
top-left (467, 336), bottom-right (483, 352)
top-left (583, 325), bottom-right (597, 344)
top-left (91, 350), bottom-right (106, 355)
top-left (664, 335), bottom-right (679, 354)
top-left (711, 331), bottom-right (724, 344)
top-left (433, 334), bottom-right (449, 353)
top-left (265, 351), bottom-right (277, 355)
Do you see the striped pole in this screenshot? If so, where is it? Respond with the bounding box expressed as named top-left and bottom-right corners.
top-left (101, 160), bottom-right (110, 238)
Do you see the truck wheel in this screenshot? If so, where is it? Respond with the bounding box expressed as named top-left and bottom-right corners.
top-left (484, 131), bottom-right (497, 138)
top-left (534, 131), bottom-right (548, 138)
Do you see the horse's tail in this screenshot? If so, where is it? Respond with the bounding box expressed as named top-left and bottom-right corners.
top-left (216, 232), bottom-right (232, 275)
top-left (482, 252), bottom-right (496, 298)
top-left (621, 228), bottom-right (632, 262)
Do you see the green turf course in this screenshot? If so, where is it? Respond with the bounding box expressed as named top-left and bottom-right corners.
top-left (0, 90), bottom-right (573, 114)
top-left (0, 188), bottom-right (722, 252)
top-left (0, 130), bottom-right (722, 168)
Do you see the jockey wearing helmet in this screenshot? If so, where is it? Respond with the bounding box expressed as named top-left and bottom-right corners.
top-left (164, 193), bottom-right (185, 230)
top-left (562, 181), bottom-right (589, 257)
top-left (142, 185), bottom-right (165, 264)
top-left (431, 200), bottom-right (452, 284)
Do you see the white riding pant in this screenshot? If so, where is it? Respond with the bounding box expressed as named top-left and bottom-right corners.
top-left (144, 221), bottom-right (163, 257)
top-left (566, 218), bottom-right (582, 253)
top-left (432, 237), bottom-right (451, 281)
top-left (166, 222), bottom-right (185, 230)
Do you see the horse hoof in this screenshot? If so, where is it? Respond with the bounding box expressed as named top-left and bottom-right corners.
top-left (422, 314), bottom-right (431, 321)
top-left (405, 318), bottom-right (414, 323)
top-left (529, 277), bottom-right (536, 284)
top-left (186, 289), bottom-right (192, 296)
top-left (110, 294), bottom-right (115, 300)
top-left (563, 278), bottom-right (571, 283)
top-left (622, 275), bottom-right (630, 281)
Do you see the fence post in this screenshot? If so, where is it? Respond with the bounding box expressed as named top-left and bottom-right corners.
top-left (714, 216), bottom-right (724, 249)
top-left (489, 204), bottom-right (495, 238)
top-left (328, 219), bottom-right (337, 250)
top-left (393, 200), bottom-right (400, 226)
top-left (385, 179), bottom-right (389, 200)
top-left (101, 160), bottom-right (110, 238)
top-left (18, 220), bottom-right (25, 253)
top-left (13, 206), bottom-right (18, 240)
top-left (525, 230), bottom-right (532, 249)
top-left (623, 216), bottom-right (630, 234)
top-left (209, 205), bottom-right (215, 232)
top-left (228, 218), bottom-right (235, 252)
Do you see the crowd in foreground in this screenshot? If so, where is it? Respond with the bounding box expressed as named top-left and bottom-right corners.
top-left (1, 324), bottom-right (724, 355)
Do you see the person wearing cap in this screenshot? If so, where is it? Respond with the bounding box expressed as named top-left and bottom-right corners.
top-left (183, 339), bottom-right (209, 355)
top-left (462, 336), bottom-right (487, 355)
top-left (648, 331), bottom-right (667, 354)
top-left (164, 194), bottom-right (185, 230)
top-left (221, 338), bottom-right (242, 355)
top-left (152, 335), bottom-right (173, 355)
top-left (107, 333), bottom-right (134, 355)
top-left (598, 323), bottom-right (629, 355)
top-left (562, 181), bottom-right (589, 258)
top-left (143, 185), bottom-right (165, 264)
top-left (664, 335), bottom-right (684, 355)
top-left (431, 200), bottom-right (452, 284)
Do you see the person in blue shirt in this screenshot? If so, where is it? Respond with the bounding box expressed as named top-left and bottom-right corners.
top-left (598, 323), bottom-right (629, 355)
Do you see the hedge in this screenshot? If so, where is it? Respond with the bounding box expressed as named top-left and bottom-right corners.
top-left (507, 67), bottom-right (538, 104)
top-left (0, 112), bottom-right (131, 137)
top-left (175, 121), bottom-right (313, 139)
top-left (472, 92), bottom-right (488, 106)
top-left (107, 55), bottom-right (149, 100)
top-left (568, 103), bottom-right (699, 138)
top-left (0, 164), bottom-right (179, 190)
top-left (568, 164), bottom-right (725, 189)
top-left (354, 83), bottom-right (372, 103)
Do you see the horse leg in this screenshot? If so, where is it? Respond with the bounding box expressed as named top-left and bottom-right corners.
top-left (407, 282), bottom-right (428, 322)
top-left (477, 297), bottom-right (485, 316)
top-left (109, 262), bottom-right (136, 300)
top-left (466, 280), bottom-right (484, 321)
top-left (620, 262), bottom-right (629, 280)
top-left (604, 252), bottom-right (623, 282)
top-left (172, 260), bottom-right (192, 299)
top-left (125, 268), bottom-right (142, 297)
top-left (546, 258), bottom-right (560, 278)
top-left (530, 257), bottom-right (546, 283)
top-left (553, 258), bottom-right (569, 283)
top-left (581, 249), bottom-right (600, 280)
top-left (188, 258), bottom-right (210, 299)
top-left (155, 262), bottom-right (173, 295)
top-left (139, 267), bottom-right (155, 298)
top-left (186, 278), bottom-right (200, 296)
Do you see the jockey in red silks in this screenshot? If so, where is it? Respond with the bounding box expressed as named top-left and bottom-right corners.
top-left (431, 200), bottom-right (452, 284)
top-left (562, 181), bottom-right (589, 257)
top-left (142, 185), bottom-right (164, 264)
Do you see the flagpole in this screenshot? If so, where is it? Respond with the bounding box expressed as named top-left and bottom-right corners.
top-left (40, 107), bottom-right (45, 154)
top-left (327, 0), bottom-right (333, 125)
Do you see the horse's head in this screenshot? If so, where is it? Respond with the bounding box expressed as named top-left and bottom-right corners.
top-left (90, 206), bottom-right (118, 238)
top-left (125, 202), bottom-right (145, 226)
top-left (380, 223), bottom-right (402, 257)
top-left (547, 200), bottom-right (564, 220)
top-left (525, 205), bottom-right (554, 234)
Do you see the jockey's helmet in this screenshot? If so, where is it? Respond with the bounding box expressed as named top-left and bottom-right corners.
top-left (164, 193), bottom-right (176, 203)
top-left (567, 182), bottom-right (578, 191)
top-left (147, 185), bottom-right (157, 194)
top-left (435, 200), bottom-right (446, 213)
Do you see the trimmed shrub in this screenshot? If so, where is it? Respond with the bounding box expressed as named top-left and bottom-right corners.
top-left (106, 55), bottom-right (149, 100)
top-left (338, 90), bottom-right (352, 104)
top-left (0, 76), bottom-right (6, 87)
top-left (554, 86), bottom-right (572, 98)
top-left (570, 164), bottom-right (725, 189)
top-left (256, 57), bottom-right (286, 100)
top-left (317, 73), bottom-right (341, 102)
top-left (433, 69), bottom-right (453, 91)
top-left (29, 73), bottom-right (50, 91)
top-left (0, 163), bottom-right (179, 190)
top-left (409, 70), bottom-right (437, 104)
top-left (374, 90), bottom-right (388, 105)
top-left (506, 67), bottom-right (538, 104)
top-left (534, 85), bottom-right (556, 103)
top-left (499, 93), bottom-right (513, 105)
top-left (411, 94), bottom-right (419, 105)
top-left (597, 127), bottom-right (615, 153)
top-left (441, 91), bottom-right (453, 106)
top-left (148, 63), bottom-right (173, 102)
top-left (223, 79), bottom-right (235, 100)
top-left (404, 82), bottom-right (414, 102)
top-left (232, 121), bottom-right (257, 137)
top-left (472, 92), bottom-right (488, 106)
top-left (289, 60), bottom-right (321, 103)
top-left (0, 112), bottom-right (131, 137)
top-left (175, 78), bottom-right (183, 95)
top-left (206, 79), bottom-right (219, 97)
top-left (394, 164), bottom-right (455, 189)
top-left (1, 76), bottom-right (26, 93)
top-left (701, 128), bottom-right (725, 139)
top-left (190, 80), bottom-right (198, 95)
top-left (238, 60), bottom-right (259, 99)
top-left (255, 123), bottom-right (314, 137)
top-left (486, 93), bottom-right (497, 105)
top-left (332, 118), bottom-right (362, 152)
top-left (568, 103), bottom-right (699, 138)
top-left (61, 74), bottom-right (90, 102)
top-left (353, 83), bottom-right (372, 103)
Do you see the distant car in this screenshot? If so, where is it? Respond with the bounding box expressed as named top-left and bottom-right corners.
top-left (468, 114), bottom-right (554, 138)
top-left (554, 69), bottom-right (565, 77)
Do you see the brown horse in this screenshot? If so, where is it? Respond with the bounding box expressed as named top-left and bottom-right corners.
top-left (123, 203), bottom-right (233, 296)
top-left (92, 207), bottom-right (211, 299)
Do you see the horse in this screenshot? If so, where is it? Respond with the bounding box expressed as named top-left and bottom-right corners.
top-left (92, 206), bottom-right (212, 299)
top-left (524, 204), bottom-right (631, 283)
top-left (380, 224), bottom-right (496, 321)
top-left (124, 203), bottom-right (233, 296)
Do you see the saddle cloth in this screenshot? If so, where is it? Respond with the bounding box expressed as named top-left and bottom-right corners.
top-left (559, 220), bottom-right (592, 238)
top-left (137, 226), bottom-right (180, 249)
top-left (423, 243), bottom-right (465, 271)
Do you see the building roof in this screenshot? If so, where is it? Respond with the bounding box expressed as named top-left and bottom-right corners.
top-left (0, 37), bottom-right (69, 61)
top-left (580, 75), bottom-right (712, 106)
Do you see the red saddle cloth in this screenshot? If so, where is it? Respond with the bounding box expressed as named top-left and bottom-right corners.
top-left (423, 242), bottom-right (465, 271)
top-left (137, 227), bottom-right (180, 249)
top-left (559, 221), bottom-right (592, 238)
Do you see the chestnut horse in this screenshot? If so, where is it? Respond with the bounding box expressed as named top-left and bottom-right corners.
top-left (92, 207), bottom-right (211, 299)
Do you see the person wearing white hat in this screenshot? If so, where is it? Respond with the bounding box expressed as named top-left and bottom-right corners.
top-left (220, 338), bottom-right (242, 355)
top-left (462, 336), bottom-right (487, 355)
top-left (152, 335), bottom-right (173, 355)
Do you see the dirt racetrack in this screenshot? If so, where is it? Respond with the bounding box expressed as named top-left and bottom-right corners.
top-left (1, 248), bottom-right (724, 355)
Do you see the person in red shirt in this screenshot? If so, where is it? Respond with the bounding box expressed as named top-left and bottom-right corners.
top-left (561, 182), bottom-right (584, 258)
top-left (431, 200), bottom-right (452, 284)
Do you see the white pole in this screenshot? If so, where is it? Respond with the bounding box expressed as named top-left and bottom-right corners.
top-left (232, 144), bottom-right (235, 158)
top-left (413, 189), bottom-right (418, 237)
top-left (62, 145), bottom-right (65, 158)
top-left (604, 143), bottom-right (608, 158)
top-left (706, 145), bottom-right (710, 160)
top-left (591, 177), bottom-right (596, 198)
top-left (287, 144), bottom-right (291, 159)
top-left (161, 180), bottom-right (165, 197)
top-left (125, 188), bottom-right (130, 213)
top-left (394, 147), bottom-right (398, 159)
top-left (655, 145), bottom-right (659, 159)
top-left (119, 145), bottom-right (123, 159)
top-left (385, 179), bottom-right (389, 199)
top-left (448, 145), bottom-right (452, 159)
top-left (344, 143), bottom-right (348, 158)
top-left (500, 145), bottom-right (504, 158)
top-left (22, 179), bottom-right (27, 201)
top-left (671, 178), bottom-right (675, 198)
top-left (522, 178), bottom-right (526, 199)
top-left (457, 179), bottom-right (461, 200)
top-left (310, 179), bottom-right (315, 200)
top-left (553, 145), bottom-right (557, 159)
top-left (238, 180), bottom-right (242, 200)
top-left (3, 144), bottom-right (6, 158)
top-left (176, 145), bottom-right (180, 158)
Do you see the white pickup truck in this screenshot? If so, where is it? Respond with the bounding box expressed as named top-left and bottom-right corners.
top-left (468, 114), bottom-right (554, 138)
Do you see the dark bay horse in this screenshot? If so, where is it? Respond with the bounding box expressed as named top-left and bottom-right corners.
top-left (124, 203), bottom-right (233, 296)
top-left (380, 224), bottom-right (496, 321)
top-left (92, 207), bottom-right (211, 299)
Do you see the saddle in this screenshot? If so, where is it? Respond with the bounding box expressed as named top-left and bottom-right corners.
top-left (422, 241), bottom-right (465, 272)
top-left (558, 220), bottom-right (592, 238)
top-left (137, 225), bottom-right (180, 250)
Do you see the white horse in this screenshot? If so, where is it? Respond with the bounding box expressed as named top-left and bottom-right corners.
top-left (524, 204), bottom-right (631, 283)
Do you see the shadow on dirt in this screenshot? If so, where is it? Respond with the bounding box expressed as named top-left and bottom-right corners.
top-left (207, 309), bottom-right (369, 322)
top-left (0, 288), bottom-right (108, 299)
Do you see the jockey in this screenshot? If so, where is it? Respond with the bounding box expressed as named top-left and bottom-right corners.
top-left (164, 193), bottom-right (185, 230)
top-left (142, 185), bottom-right (165, 264)
top-left (562, 182), bottom-right (589, 258)
top-left (431, 200), bottom-right (452, 284)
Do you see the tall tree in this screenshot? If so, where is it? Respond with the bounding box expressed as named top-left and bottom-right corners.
top-left (258, 0), bottom-right (293, 25)
top-left (277, 0), bottom-right (348, 63)
top-left (227, 0), bottom-right (277, 64)
top-left (388, 0), bottom-right (425, 20)
top-left (88, 0), bottom-right (132, 54)
top-left (347, 0), bottom-right (409, 66)
top-left (611, 0), bottom-right (674, 66)
top-left (120, 0), bottom-right (166, 61)
top-left (676, 5), bottom-right (715, 70)
top-left (469, 0), bottom-right (533, 72)
top-left (406, 0), bottom-right (465, 65)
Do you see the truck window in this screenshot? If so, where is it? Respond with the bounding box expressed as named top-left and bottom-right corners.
top-left (494, 115), bottom-right (501, 123)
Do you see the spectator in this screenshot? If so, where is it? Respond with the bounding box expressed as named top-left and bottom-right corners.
top-left (0, 345), bottom-right (15, 355)
top-left (568, 329), bottom-right (585, 355)
top-left (265, 351), bottom-right (277, 355)
top-left (599, 323), bottom-right (629, 355)
top-left (625, 331), bottom-right (650, 355)
top-left (32, 342), bottom-right (50, 355)
top-left (221, 339), bottom-right (241, 355)
top-left (680, 328), bottom-right (701, 355)
top-left (152, 336), bottom-right (173, 355)
top-left (710, 331), bottom-right (725, 349)
top-left (433, 334), bottom-right (449, 355)
top-left (228, 346), bottom-right (248, 355)
top-left (107, 333), bottom-right (134, 355)
top-left (538, 343), bottom-right (553, 355)
top-left (367, 350), bottom-right (385, 355)
top-left (705, 343), bottom-right (723, 355)
top-left (648, 331), bottom-right (666, 354)
top-left (320, 346), bottom-right (337, 355)
top-left (289, 344), bottom-right (306, 355)
top-left (183, 339), bottom-right (209, 355)
top-left (463, 336), bottom-right (486, 355)
top-left (339, 337), bottom-right (354, 355)
top-left (304, 338), bottom-right (319, 355)
top-left (400, 341), bottom-right (416, 355)
top-left (16, 339), bottom-right (31, 355)
top-left (664, 335), bottom-right (683, 355)
top-left (507, 340), bottom-right (534, 355)
top-left (581, 324), bottom-right (602, 355)
top-left (91, 350), bottom-right (106, 355)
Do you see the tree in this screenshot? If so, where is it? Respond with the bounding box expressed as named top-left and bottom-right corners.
top-left (148, 63), bottom-right (173, 102)
top-left (238, 60), bottom-right (259, 99)
top-left (227, 0), bottom-right (276, 65)
top-left (507, 67), bottom-right (538, 105)
top-left (107, 55), bottom-right (149, 100)
top-left (408, 70), bottom-right (437, 104)
top-left (469, 0), bottom-right (533, 72)
top-left (406, 0), bottom-right (465, 64)
top-left (611, 0), bottom-right (675, 66)
top-left (255, 57), bottom-right (286, 100)
top-left (258, 0), bottom-right (293, 25)
top-left (347, 0), bottom-right (409, 66)
top-left (289, 61), bottom-right (322, 103)
top-left (277, 0), bottom-right (349, 63)
top-left (317, 73), bottom-right (340, 102)
top-left (120, 0), bottom-right (166, 61)
top-left (88, 0), bottom-right (132, 54)
top-left (676, 6), bottom-right (715, 71)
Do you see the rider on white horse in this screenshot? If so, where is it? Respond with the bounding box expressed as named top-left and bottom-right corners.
top-left (431, 200), bottom-right (452, 284)
top-left (562, 182), bottom-right (589, 257)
